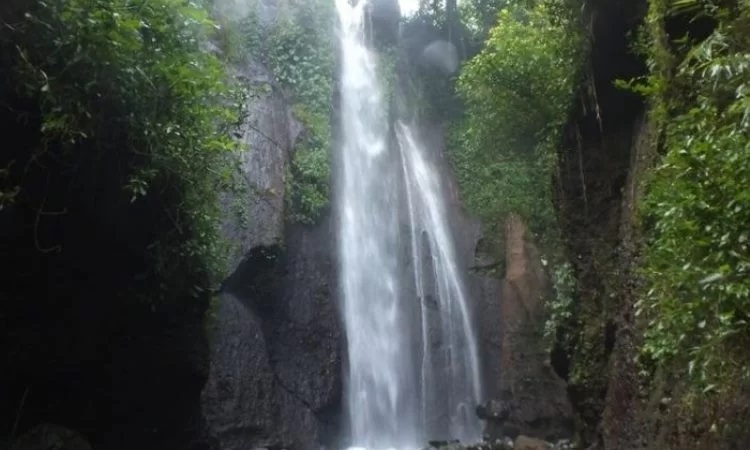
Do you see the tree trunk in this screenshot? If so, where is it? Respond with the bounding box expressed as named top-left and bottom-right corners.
top-left (445, 0), bottom-right (465, 59)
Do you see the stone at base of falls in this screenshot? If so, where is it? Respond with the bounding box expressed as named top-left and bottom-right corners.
top-left (552, 439), bottom-right (574, 450)
top-left (476, 400), bottom-right (511, 422)
top-left (512, 436), bottom-right (573, 450)
top-left (11, 423), bottom-right (92, 450)
top-left (423, 435), bottom-right (578, 450)
top-left (479, 216), bottom-right (574, 442)
top-left (428, 440), bottom-right (460, 447)
top-left (424, 435), bottom-right (574, 450)
top-left (513, 436), bottom-right (552, 450)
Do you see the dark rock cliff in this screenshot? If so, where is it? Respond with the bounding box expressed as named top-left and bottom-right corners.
top-left (554, 0), bottom-right (648, 446)
top-left (465, 215), bottom-right (573, 442)
top-left (423, 124), bottom-right (573, 443)
top-left (0, 1), bottom-right (341, 448)
top-left (559, 1), bottom-right (750, 448)
top-left (493, 216), bottom-right (573, 442)
top-left (200, 24), bottom-right (342, 448)
top-left (202, 219), bottom-right (342, 450)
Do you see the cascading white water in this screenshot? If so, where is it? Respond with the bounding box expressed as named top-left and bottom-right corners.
top-left (396, 123), bottom-right (482, 442)
top-left (336, 1), bottom-right (482, 447)
top-left (336, 1), bottom-right (417, 446)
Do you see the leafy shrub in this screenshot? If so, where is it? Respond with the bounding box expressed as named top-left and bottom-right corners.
top-left (268, 0), bottom-right (335, 224)
top-left (451, 1), bottom-right (583, 239)
top-left (636, 0), bottom-right (750, 389)
top-left (208, 0), bottom-right (335, 224)
top-left (2, 0), bottom-right (241, 297)
top-left (546, 262), bottom-right (577, 346)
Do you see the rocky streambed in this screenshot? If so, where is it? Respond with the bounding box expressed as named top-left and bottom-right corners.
top-left (428, 435), bottom-right (574, 450)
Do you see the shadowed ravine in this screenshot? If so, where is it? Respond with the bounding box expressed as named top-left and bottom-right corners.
top-left (336, 1), bottom-right (482, 447)
top-left (4, 0), bottom-right (750, 448)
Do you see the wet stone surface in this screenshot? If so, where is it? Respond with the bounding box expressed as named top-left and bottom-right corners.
top-left (423, 435), bottom-right (576, 450)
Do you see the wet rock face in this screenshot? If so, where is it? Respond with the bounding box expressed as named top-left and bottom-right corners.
top-left (513, 435), bottom-right (552, 450)
top-left (393, 127), bottom-right (572, 442)
top-left (476, 399), bottom-right (511, 422)
top-left (455, 213), bottom-right (571, 442)
top-left (415, 122), bottom-right (502, 423)
top-left (476, 216), bottom-right (573, 442)
top-left (200, 290), bottom-right (277, 447)
top-left (202, 218), bottom-right (342, 450)
top-left (421, 124), bottom-right (571, 444)
top-left (426, 435), bottom-right (571, 450)
top-left (220, 57), bottom-right (303, 276)
top-left (204, 26), bottom-right (340, 447)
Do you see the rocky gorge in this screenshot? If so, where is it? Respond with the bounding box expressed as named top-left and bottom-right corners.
top-left (197, 6), bottom-right (573, 445)
top-left (0, 0), bottom-right (620, 447)
top-left (2, 0), bottom-right (749, 448)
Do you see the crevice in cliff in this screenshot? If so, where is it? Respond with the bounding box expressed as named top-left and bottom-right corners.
top-left (554, 0), bottom-right (649, 446)
top-left (272, 372), bottom-right (316, 412)
top-left (222, 245), bottom-right (285, 311)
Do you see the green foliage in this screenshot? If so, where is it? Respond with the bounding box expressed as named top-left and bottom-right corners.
top-left (3, 0), bottom-right (241, 297)
top-left (0, 163), bottom-right (20, 209)
top-left (412, 0), bottom-right (504, 51)
top-left (217, 4), bottom-right (263, 64)
top-left (267, 1), bottom-right (334, 114)
top-left (211, 7), bottom-right (338, 228)
top-left (209, 0), bottom-right (335, 224)
top-left (267, 0), bottom-right (335, 224)
top-left (545, 262), bottom-right (577, 347)
top-left (213, 16), bottom-right (242, 64)
top-left (636, 0), bottom-right (750, 390)
top-left (459, 0), bottom-right (506, 37)
top-left (286, 103), bottom-right (332, 224)
top-left (451, 1), bottom-right (583, 238)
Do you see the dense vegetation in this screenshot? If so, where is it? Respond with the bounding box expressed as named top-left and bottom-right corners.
top-left (417, 0), bottom-right (750, 445)
top-left (0, 0), bottom-right (246, 446)
top-left (451, 1), bottom-right (582, 239)
top-left (403, 0), bottom-right (584, 341)
top-left (270, 0), bottom-right (334, 224)
top-left (2, 0), bottom-right (749, 446)
top-left (216, 0), bottom-right (335, 224)
top-left (1, 0), bottom-right (242, 299)
top-left (636, 0), bottom-right (750, 404)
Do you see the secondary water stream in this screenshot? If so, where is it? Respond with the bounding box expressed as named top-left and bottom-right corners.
top-left (336, 1), bottom-right (482, 447)
top-left (397, 123), bottom-right (482, 443)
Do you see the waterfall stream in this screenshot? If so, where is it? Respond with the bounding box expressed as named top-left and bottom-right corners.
top-left (396, 123), bottom-right (482, 443)
top-left (336, 1), bottom-right (482, 447)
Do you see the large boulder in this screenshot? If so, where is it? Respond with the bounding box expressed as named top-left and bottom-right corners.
top-left (201, 218), bottom-right (342, 450)
top-left (514, 435), bottom-right (552, 450)
top-left (484, 216), bottom-right (574, 441)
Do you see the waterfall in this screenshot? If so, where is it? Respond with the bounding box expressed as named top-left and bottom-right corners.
top-left (336, 1), bottom-right (415, 445)
top-left (396, 123), bottom-right (482, 442)
top-left (335, 1), bottom-right (482, 447)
